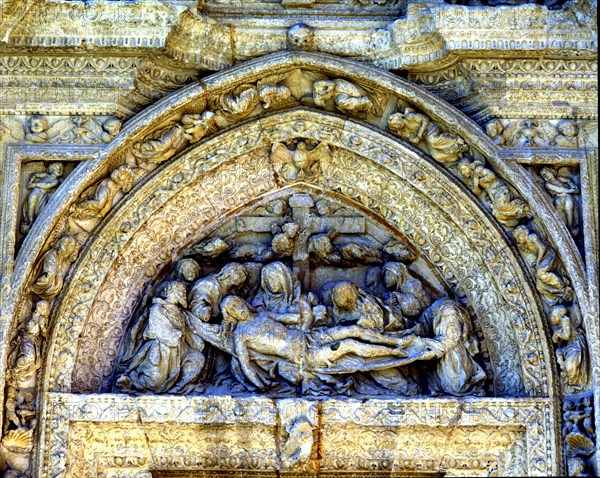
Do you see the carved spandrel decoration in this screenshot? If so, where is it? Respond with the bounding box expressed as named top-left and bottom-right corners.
top-left (20, 115), bottom-right (122, 145)
top-left (114, 193), bottom-right (487, 398)
top-left (485, 118), bottom-right (588, 148)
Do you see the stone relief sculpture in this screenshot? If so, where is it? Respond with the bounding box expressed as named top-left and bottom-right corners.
top-left (388, 106), bottom-right (468, 163)
top-left (30, 235), bottom-right (79, 301)
top-left (552, 120), bottom-right (580, 147)
top-left (5, 301), bottom-right (49, 431)
top-left (270, 140), bottom-right (331, 182)
top-left (69, 165), bottom-right (140, 221)
top-left (20, 163), bottom-right (64, 234)
top-left (215, 85), bottom-right (260, 123)
top-left (311, 79), bottom-right (384, 119)
top-left (563, 395), bottom-right (596, 477)
top-left (24, 115), bottom-right (121, 144)
top-left (114, 194), bottom-right (486, 398)
top-left (540, 166), bottom-right (580, 236)
top-left (24, 116), bottom-right (49, 143)
top-left (485, 118), bottom-right (585, 148)
top-left (457, 157), bottom-right (532, 227)
top-left (127, 112), bottom-right (216, 168)
top-left (115, 281), bottom-right (189, 393)
top-left (280, 416), bottom-right (314, 469)
top-left (513, 225), bottom-right (573, 306)
top-left (419, 299), bottom-right (486, 397)
top-left (550, 305), bottom-right (589, 393)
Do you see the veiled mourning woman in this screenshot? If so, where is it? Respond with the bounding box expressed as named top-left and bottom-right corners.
top-left (115, 281), bottom-right (187, 393)
top-left (251, 262), bottom-right (301, 314)
top-left (418, 299), bottom-right (486, 396)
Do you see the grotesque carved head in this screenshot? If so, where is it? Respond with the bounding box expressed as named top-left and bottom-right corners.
top-left (287, 23), bottom-right (314, 51)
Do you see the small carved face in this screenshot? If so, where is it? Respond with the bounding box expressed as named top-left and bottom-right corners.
top-left (112, 169), bottom-right (135, 192)
top-left (512, 226), bottom-right (529, 245)
top-left (539, 167), bottom-right (556, 182)
top-left (177, 258), bottom-right (200, 282)
top-left (313, 80), bottom-right (335, 106)
top-left (29, 116), bottom-right (48, 134)
top-left (162, 282), bottom-right (187, 308)
top-left (332, 281), bottom-right (359, 310)
top-left (221, 296), bottom-right (253, 323)
top-left (220, 264), bottom-right (247, 288)
top-left (103, 118), bottom-right (122, 136)
top-left (287, 23), bottom-right (314, 51)
top-left (485, 120), bottom-right (503, 138)
top-left (263, 270), bottom-right (283, 294)
top-left (25, 318), bottom-right (40, 335)
top-left (387, 114), bottom-right (407, 132)
top-left (57, 236), bottom-right (78, 255)
top-left (457, 159), bottom-right (473, 178)
top-left (282, 223), bottom-right (300, 238)
top-left (550, 305), bottom-right (568, 327)
top-left (383, 263), bottom-right (406, 289)
top-left (557, 120), bottom-right (577, 138)
top-left (48, 163), bottom-right (64, 177)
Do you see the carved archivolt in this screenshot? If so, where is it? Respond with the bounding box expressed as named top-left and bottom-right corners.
top-left (39, 111), bottom-right (553, 402)
top-left (3, 52), bottom-right (589, 477)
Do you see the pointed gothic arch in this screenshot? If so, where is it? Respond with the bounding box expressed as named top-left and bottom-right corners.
top-left (4, 52), bottom-right (588, 477)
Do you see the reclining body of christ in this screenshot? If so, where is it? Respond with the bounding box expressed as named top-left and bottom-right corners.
top-left (188, 295), bottom-right (428, 390)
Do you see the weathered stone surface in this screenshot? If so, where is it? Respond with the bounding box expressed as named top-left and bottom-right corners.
top-left (0, 1), bottom-right (597, 477)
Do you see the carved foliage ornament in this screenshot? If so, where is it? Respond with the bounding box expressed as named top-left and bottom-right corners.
top-left (2, 61), bottom-right (582, 476)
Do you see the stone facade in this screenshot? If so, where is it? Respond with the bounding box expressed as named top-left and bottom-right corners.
top-left (0, 0), bottom-right (597, 477)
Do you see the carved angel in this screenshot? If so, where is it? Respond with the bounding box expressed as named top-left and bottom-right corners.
top-left (552, 120), bottom-right (580, 147)
top-left (312, 79), bottom-right (381, 118)
top-left (508, 120), bottom-right (549, 147)
top-left (128, 111), bottom-right (214, 168)
top-left (101, 118), bottom-right (122, 143)
top-left (270, 141), bottom-right (331, 182)
top-left (388, 107), bottom-right (467, 163)
top-left (485, 119), bottom-right (508, 146)
top-left (513, 226), bottom-right (573, 305)
top-left (457, 158), bottom-right (531, 227)
top-left (70, 165), bottom-right (140, 220)
top-left (181, 111), bottom-right (217, 144)
top-left (25, 116), bottom-right (49, 143)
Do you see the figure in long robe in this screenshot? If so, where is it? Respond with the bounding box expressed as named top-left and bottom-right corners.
top-left (417, 299), bottom-right (486, 396)
top-left (115, 281), bottom-right (187, 393)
